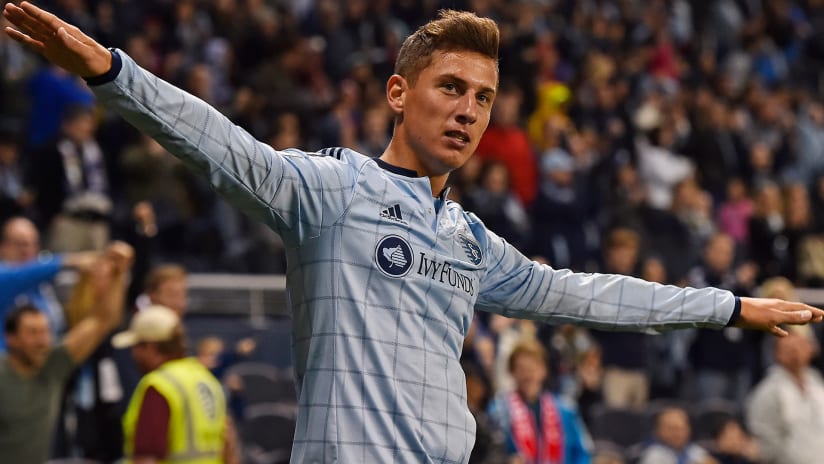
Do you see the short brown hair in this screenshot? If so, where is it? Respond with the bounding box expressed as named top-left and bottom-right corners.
top-left (151, 324), bottom-right (187, 358)
top-left (4, 304), bottom-right (41, 335)
top-left (508, 338), bottom-right (547, 372)
top-left (395, 10), bottom-right (499, 85)
top-left (144, 264), bottom-right (187, 293)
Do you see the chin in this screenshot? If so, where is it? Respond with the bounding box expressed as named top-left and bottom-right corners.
top-left (30, 355), bottom-right (49, 369)
top-left (433, 153), bottom-right (469, 174)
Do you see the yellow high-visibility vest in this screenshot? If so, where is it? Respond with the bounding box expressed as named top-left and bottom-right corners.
top-left (123, 357), bottom-right (226, 463)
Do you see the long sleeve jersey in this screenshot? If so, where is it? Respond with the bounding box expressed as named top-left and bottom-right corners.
top-left (90, 51), bottom-right (737, 464)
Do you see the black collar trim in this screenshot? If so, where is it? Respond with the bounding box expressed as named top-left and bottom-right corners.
top-left (375, 158), bottom-right (419, 177)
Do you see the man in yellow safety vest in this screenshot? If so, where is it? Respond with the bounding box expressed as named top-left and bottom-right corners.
top-left (113, 305), bottom-right (238, 463)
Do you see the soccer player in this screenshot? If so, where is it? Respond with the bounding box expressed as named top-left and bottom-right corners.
top-left (4, 4), bottom-right (823, 463)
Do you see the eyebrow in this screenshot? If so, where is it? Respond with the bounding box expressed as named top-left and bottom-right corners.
top-left (440, 74), bottom-right (497, 96)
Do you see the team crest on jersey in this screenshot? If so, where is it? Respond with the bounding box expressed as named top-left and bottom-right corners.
top-left (375, 235), bottom-right (414, 277)
top-left (458, 234), bottom-right (483, 265)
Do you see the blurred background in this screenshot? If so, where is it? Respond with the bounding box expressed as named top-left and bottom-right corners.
top-left (4, 0), bottom-right (824, 463)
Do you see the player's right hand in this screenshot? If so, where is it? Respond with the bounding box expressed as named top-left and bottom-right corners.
top-left (3, 1), bottom-right (112, 77)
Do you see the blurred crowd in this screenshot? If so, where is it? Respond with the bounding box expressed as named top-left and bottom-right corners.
top-left (5, 0), bottom-right (824, 463)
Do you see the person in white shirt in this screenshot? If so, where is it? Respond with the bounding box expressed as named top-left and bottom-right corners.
top-left (746, 326), bottom-right (824, 464)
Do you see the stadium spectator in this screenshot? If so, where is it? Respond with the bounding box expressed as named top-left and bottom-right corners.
top-left (635, 119), bottom-right (694, 212)
top-left (463, 160), bottom-right (530, 250)
top-left (531, 148), bottom-right (591, 270)
top-left (710, 417), bottom-right (759, 464)
top-left (113, 304), bottom-right (238, 464)
top-left (30, 104), bottom-right (113, 252)
top-left (139, 263), bottom-right (188, 316)
top-left (463, 359), bottom-right (508, 464)
top-left (489, 339), bottom-right (591, 464)
top-left (746, 326), bottom-right (824, 464)
top-left (571, 343), bottom-right (603, 428)
top-left (683, 99), bottom-right (746, 204)
top-left (638, 407), bottom-right (715, 464)
top-left (474, 80), bottom-right (539, 206)
top-left (714, 178), bottom-right (753, 247)
top-left (489, 314), bottom-right (538, 393)
top-left (590, 228), bottom-right (650, 409)
top-left (0, 216), bottom-right (98, 349)
top-left (23, 63), bottom-right (94, 149)
top-left (0, 240), bottom-right (132, 464)
top-left (687, 232), bottom-right (760, 403)
top-left (782, 182), bottom-right (815, 283)
top-left (0, 131), bottom-right (30, 225)
top-left (356, 104), bottom-right (392, 157)
top-left (671, 178), bottom-right (716, 246)
top-left (748, 182), bottom-right (789, 281)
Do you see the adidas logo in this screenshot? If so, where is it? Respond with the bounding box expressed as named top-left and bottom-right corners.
top-left (380, 204), bottom-right (407, 224)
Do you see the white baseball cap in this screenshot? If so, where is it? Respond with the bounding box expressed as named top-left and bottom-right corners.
top-left (112, 305), bottom-right (180, 348)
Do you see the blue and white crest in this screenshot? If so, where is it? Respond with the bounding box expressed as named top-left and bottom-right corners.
top-left (375, 235), bottom-right (414, 277)
top-left (458, 234), bottom-right (483, 265)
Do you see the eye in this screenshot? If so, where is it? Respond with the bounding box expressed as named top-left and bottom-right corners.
top-left (442, 82), bottom-right (458, 93)
top-left (478, 94), bottom-right (490, 104)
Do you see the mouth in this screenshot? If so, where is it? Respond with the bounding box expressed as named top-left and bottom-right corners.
top-left (445, 130), bottom-right (470, 145)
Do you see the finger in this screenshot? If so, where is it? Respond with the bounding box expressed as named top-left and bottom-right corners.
top-left (803, 304), bottom-right (824, 321)
top-left (19, 1), bottom-right (69, 32)
top-left (3, 26), bottom-right (45, 51)
top-left (3, 3), bottom-right (55, 39)
top-left (771, 325), bottom-right (789, 337)
top-left (786, 309), bottom-right (813, 324)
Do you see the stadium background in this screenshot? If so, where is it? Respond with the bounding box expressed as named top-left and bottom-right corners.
top-left (5, 0), bottom-right (824, 462)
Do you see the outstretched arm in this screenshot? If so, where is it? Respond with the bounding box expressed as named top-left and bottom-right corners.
top-left (475, 224), bottom-right (823, 336)
top-left (4, 2), bottom-right (359, 245)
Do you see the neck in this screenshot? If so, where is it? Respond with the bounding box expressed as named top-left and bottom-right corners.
top-left (380, 140), bottom-right (449, 197)
top-left (517, 389), bottom-right (541, 404)
top-left (149, 354), bottom-right (184, 371)
top-left (784, 365), bottom-right (806, 387)
top-left (7, 353), bottom-right (37, 377)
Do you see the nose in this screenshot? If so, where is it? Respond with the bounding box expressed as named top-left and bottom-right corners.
top-left (455, 92), bottom-right (478, 125)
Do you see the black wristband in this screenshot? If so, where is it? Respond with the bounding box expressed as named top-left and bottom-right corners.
top-left (726, 296), bottom-right (742, 327)
top-left (83, 48), bottom-right (122, 86)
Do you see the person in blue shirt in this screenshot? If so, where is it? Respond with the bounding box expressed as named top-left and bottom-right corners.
top-left (489, 339), bottom-right (591, 464)
top-left (5, 4), bottom-right (824, 463)
top-left (0, 216), bottom-right (97, 350)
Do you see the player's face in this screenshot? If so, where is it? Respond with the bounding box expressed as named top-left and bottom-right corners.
top-left (397, 50), bottom-right (497, 176)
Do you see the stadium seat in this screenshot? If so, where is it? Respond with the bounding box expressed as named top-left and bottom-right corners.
top-left (588, 404), bottom-right (649, 448)
top-left (241, 413), bottom-right (296, 464)
top-left (689, 398), bottom-right (739, 440)
top-left (223, 361), bottom-right (297, 407)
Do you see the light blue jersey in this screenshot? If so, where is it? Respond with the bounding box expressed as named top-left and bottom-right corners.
top-left (91, 51), bottom-right (737, 463)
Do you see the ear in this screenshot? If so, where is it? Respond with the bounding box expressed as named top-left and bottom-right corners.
top-left (386, 74), bottom-right (406, 116)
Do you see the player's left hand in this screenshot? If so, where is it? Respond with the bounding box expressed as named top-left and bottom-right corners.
top-left (736, 297), bottom-right (824, 337)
